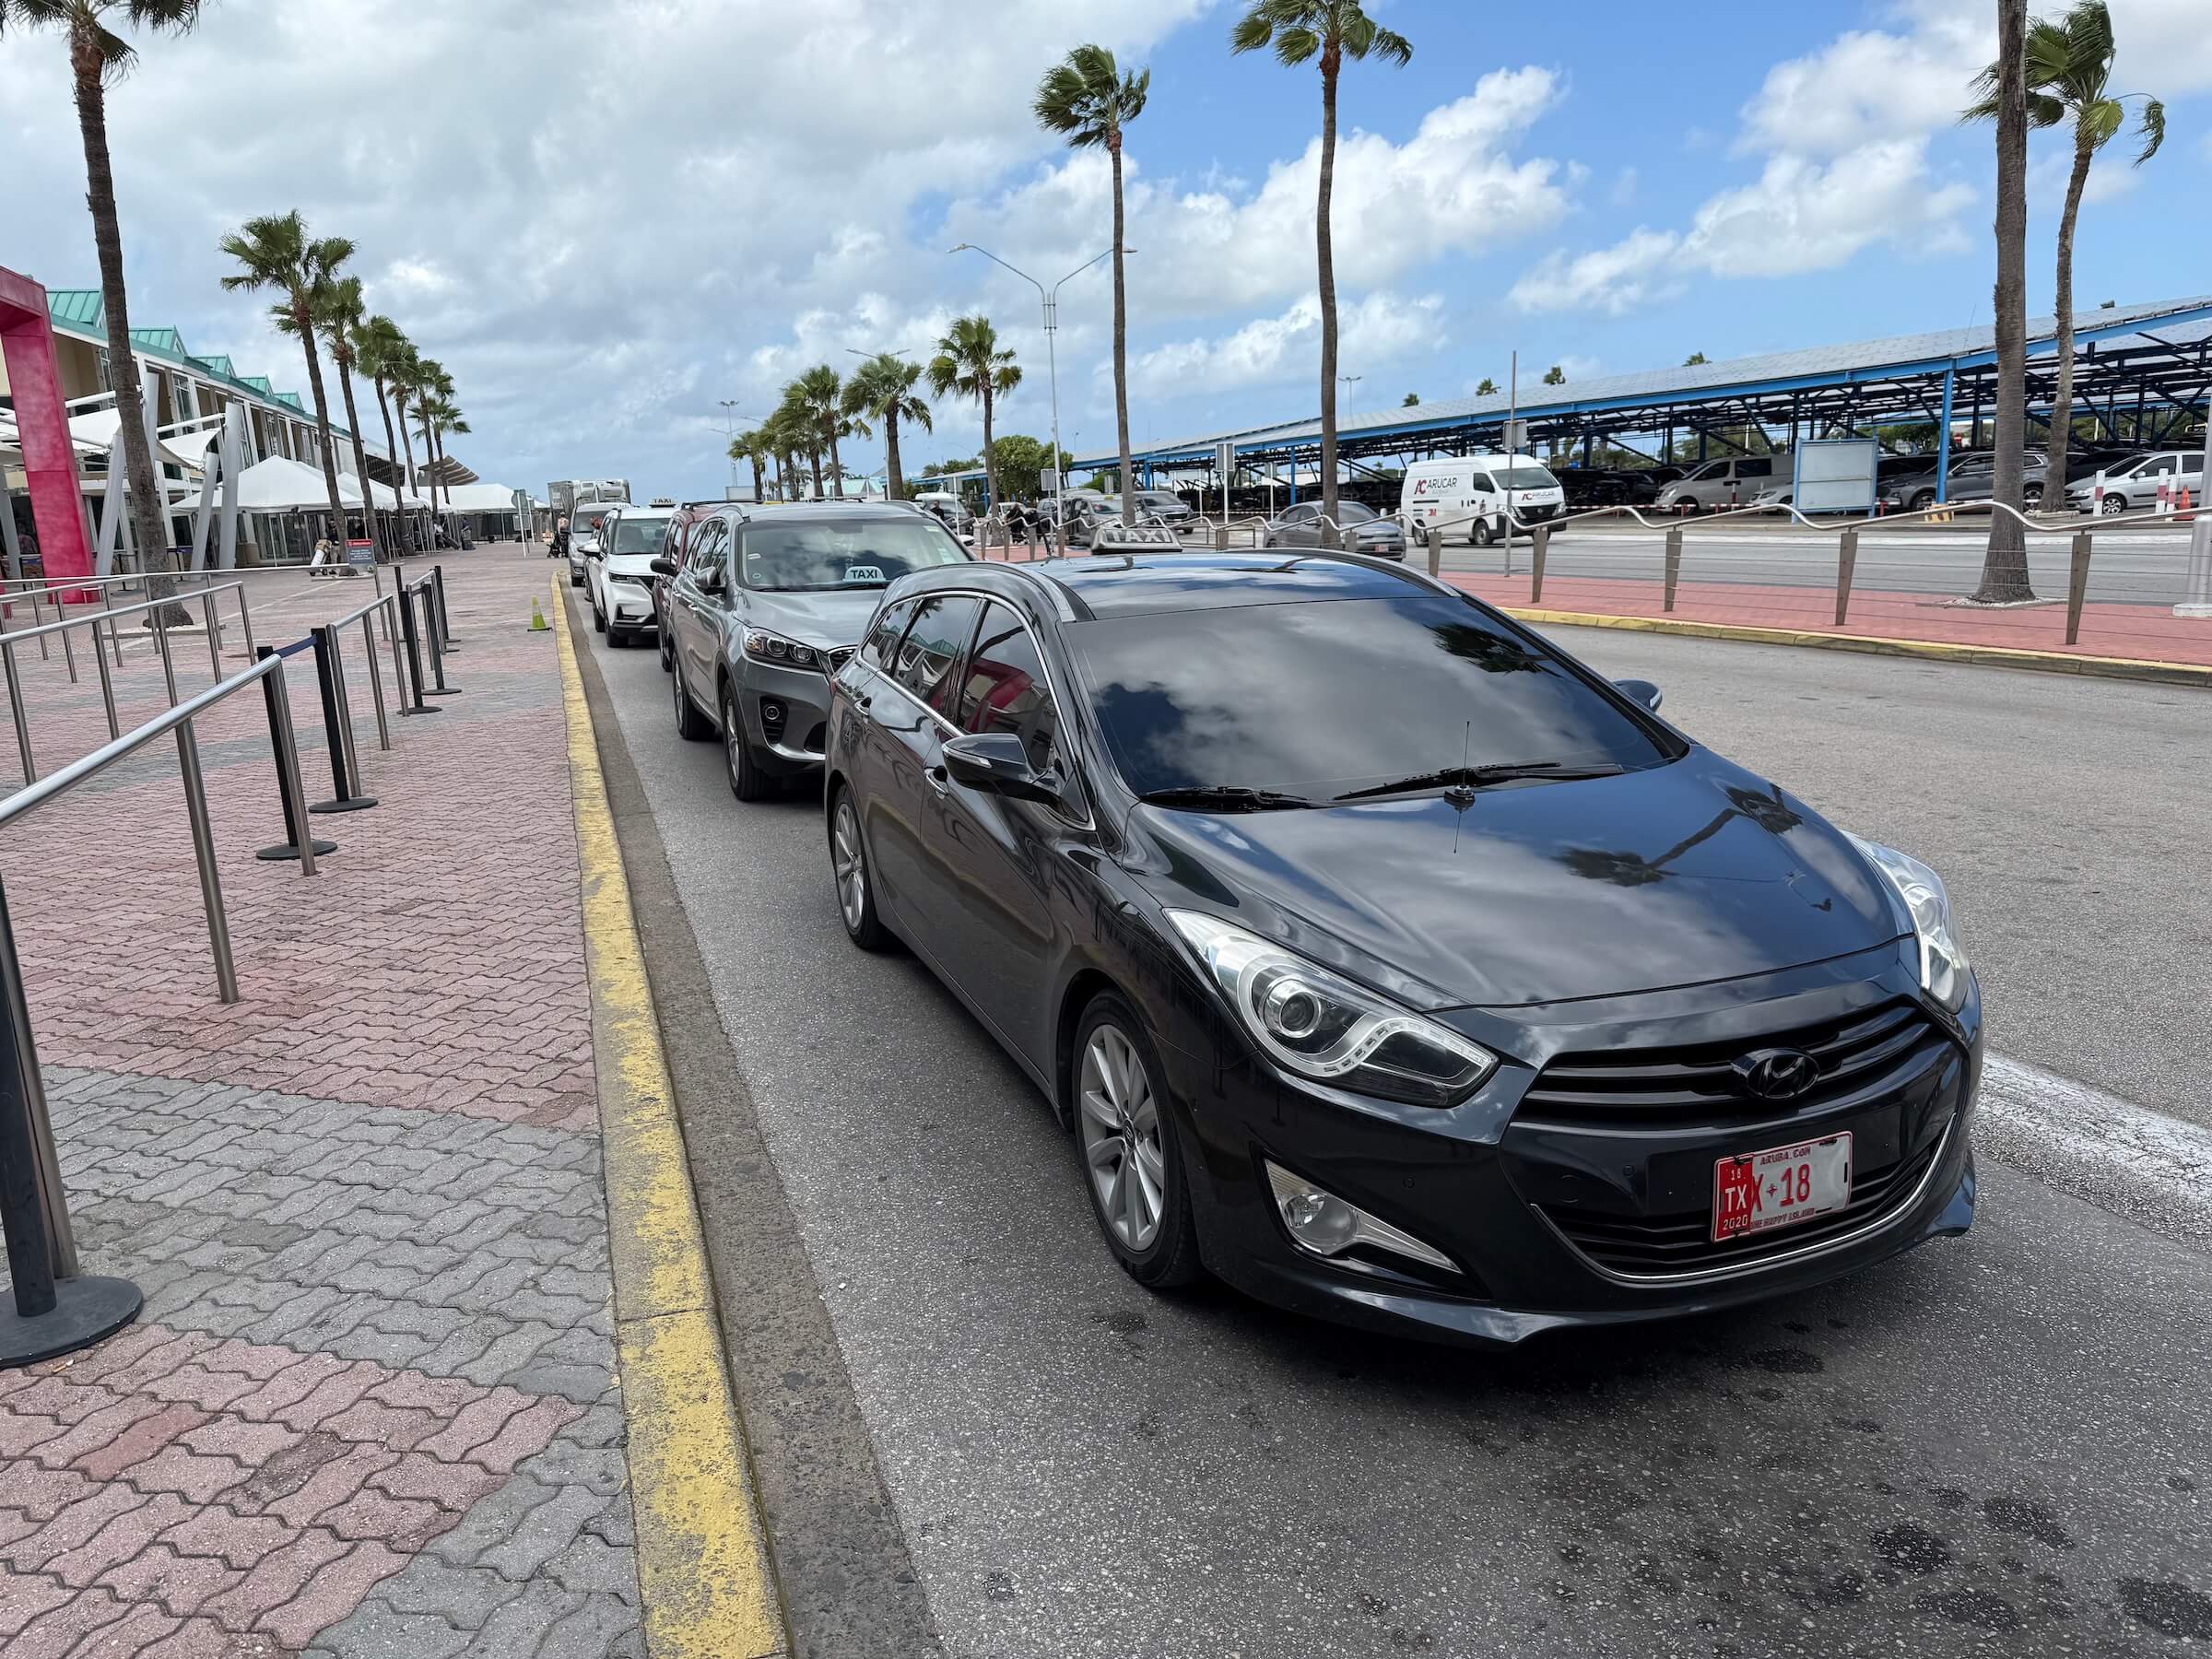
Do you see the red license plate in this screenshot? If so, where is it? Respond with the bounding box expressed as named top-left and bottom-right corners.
top-left (1712, 1132), bottom-right (1853, 1242)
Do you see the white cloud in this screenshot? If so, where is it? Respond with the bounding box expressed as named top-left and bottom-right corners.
top-left (1124, 292), bottom-right (1444, 399)
top-left (1737, 8), bottom-right (1989, 159)
top-left (948, 67), bottom-right (1571, 323)
top-left (1510, 229), bottom-right (1683, 316)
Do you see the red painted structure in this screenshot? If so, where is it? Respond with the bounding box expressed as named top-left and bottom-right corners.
top-left (0, 266), bottom-right (95, 598)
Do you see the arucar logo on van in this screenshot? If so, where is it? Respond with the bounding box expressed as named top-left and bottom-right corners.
top-left (1412, 476), bottom-right (1459, 496)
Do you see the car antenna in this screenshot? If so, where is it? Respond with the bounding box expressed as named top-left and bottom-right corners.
top-left (1444, 721), bottom-right (1477, 814)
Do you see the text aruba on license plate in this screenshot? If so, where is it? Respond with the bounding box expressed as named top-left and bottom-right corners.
top-left (1712, 1132), bottom-right (1853, 1242)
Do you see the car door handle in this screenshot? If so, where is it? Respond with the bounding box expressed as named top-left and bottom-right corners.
top-left (926, 763), bottom-right (949, 793)
top-left (855, 693), bottom-right (871, 710)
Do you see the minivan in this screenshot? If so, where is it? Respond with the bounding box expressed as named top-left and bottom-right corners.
top-left (2065, 449), bottom-right (2206, 515)
top-left (1653, 454), bottom-right (1790, 513)
top-left (1398, 453), bottom-right (1566, 548)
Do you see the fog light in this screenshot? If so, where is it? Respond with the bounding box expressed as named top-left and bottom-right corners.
top-left (1263, 1161), bottom-right (1456, 1275)
top-left (759, 699), bottom-right (785, 735)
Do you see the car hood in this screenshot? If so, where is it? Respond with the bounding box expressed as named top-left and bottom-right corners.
top-left (1124, 750), bottom-right (1902, 1010)
top-left (742, 587), bottom-right (882, 648)
top-left (603, 552), bottom-right (658, 578)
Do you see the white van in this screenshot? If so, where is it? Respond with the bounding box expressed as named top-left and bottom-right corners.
top-left (1653, 454), bottom-right (1788, 513)
top-left (1399, 453), bottom-right (1566, 547)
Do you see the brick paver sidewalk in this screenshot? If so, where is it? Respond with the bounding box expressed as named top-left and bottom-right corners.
top-left (0, 548), bottom-right (644, 1657)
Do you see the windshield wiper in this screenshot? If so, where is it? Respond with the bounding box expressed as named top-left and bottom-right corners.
top-left (1334, 761), bottom-right (1624, 803)
top-left (1137, 785), bottom-right (1322, 813)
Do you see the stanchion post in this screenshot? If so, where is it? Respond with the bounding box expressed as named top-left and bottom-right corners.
top-left (253, 646), bottom-right (335, 867)
top-left (173, 719), bottom-right (238, 1005)
top-left (1664, 524), bottom-right (1683, 613)
top-left (100, 587), bottom-right (124, 667)
top-left (92, 619), bottom-right (119, 741)
top-left (2065, 530), bottom-right (2092, 647)
top-left (1835, 527), bottom-right (1859, 627)
top-left (1426, 524), bottom-right (1442, 580)
top-left (395, 585), bottom-right (441, 716)
top-left (54, 594), bottom-right (76, 686)
top-left (3, 641), bottom-right (31, 786)
top-left (419, 581), bottom-right (461, 697)
top-left (432, 563), bottom-right (458, 650)
top-left (1531, 524), bottom-right (1549, 605)
top-left (307, 626), bottom-right (376, 814)
top-left (359, 610), bottom-right (392, 751)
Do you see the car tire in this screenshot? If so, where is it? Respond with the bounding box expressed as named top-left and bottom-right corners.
top-left (829, 787), bottom-right (887, 950)
top-left (570, 570), bottom-right (583, 588)
top-left (719, 684), bottom-right (771, 802)
top-left (658, 622), bottom-right (675, 671)
top-left (608, 622), bottom-right (632, 648)
top-left (593, 597), bottom-right (606, 634)
top-left (2024, 482), bottom-right (2044, 507)
top-left (1072, 994), bottom-right (1202, 1290)
top-left (1411, 524), bottom-right (1429, 549)
top-left (2100, 493), bottom-right (2128, 516)
top-left (1911, 490), bottom-right (1937, 513)
top-left (672, 653), bottom-right (712, 741)
top-left (1471, 518), bottom-right (1495, 547)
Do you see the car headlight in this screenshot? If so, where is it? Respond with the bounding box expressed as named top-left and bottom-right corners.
top-left (743, 628), bottom-right (822, 670)
top-left (1164, 911), bottom-right (1496, 1106)
top-left (1848, 836), bottom-right (1971, 1013)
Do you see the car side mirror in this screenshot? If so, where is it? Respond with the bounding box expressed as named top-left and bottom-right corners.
top-left (1616, 677), bottom-right (1663, 712)
top-left (650, 556), bottom-right (677, 578)
top-left (941, 731), bottom-right (1065, 806)
top-left (700, 565), bottom-right (725, 595)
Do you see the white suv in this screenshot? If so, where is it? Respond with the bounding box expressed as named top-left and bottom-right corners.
top-left (587, 505), bottom-right (671, 647)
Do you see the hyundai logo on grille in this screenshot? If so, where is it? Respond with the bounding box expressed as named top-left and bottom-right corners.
top-left (1732, 1048), bottom-right (1819, 1100)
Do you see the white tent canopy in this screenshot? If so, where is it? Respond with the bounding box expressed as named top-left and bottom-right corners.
top-left (435, 481), bottom-right (524, 512)
top-left (231, 454), bottom-right (364, 512)
top-left (363, 477), bottom-right (431, 509)
top-left (67, 407), bottom-right (221, 470)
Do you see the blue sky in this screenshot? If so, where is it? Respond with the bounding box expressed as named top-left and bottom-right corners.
top-left (3, 0), bottom-right (2206, 497)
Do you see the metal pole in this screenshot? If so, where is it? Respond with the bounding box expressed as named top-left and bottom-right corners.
top-left (360, 611), bottom-right (392, 751)
top-left (1531, 524), bottom-right (1550, 605)
top-left (2182, 395), bottom-right (2212, 618)
top-left (100, 586), bottom-right (124, 667)
top-left (199, 590), bottom-right (223, 684)
top-left (91, 620), bottom-right (120, 742)
top-left (420, 581), bottom-right (460, 697)
top-left (1836, 527), bottom-right (1860, 626)
top-left (236, 584), bottom-right (256, 663)
top-left (54, 594), bottom-right (76, 686)
top-left (253, 647), bottom-right (332, 869)
top-left (174, 721), bottom-right (238, 1004)
top-left (1664, 524), bottom-right (1683, 613)
top-left (3, 644), bottom-right (32, 786)
top-left (432, 563), bottom-right (457, 649)
top-left (0, 877), bottom-right (74, 1280)
top-left (28, 586), bottom-right (47, 663)
top-left (2065, 530), bottom-right (2092, 646)
top-left (152, 610), bottom-right (180, 705)
top-left (307, 626), bottom-right (375, 813)
top-left (395, 584), bottom-right (439, 715)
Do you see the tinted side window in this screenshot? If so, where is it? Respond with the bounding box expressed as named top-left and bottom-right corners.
top-left (893, 594), bottom-right (982, 714)
top-left (1466, 473), bottom-right (1495, 493)
top-left (859, 598), bottom-right (918, 672)
top-left (687, 520), bottom-right (724, 574)
top-left (958, 602), bottom-right (1060, 772)
top-left (1741, 458), bottom-right (1772, 478)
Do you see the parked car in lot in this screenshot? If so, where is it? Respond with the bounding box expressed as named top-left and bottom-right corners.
top-left (663, 500), bottom-right (972, 799)
top-left (1877, 452), bottom-right (2048, 514)
top-left (566, 500), bottom-right (625, 587)
top-left (819, 550), bottom-right (1980, 1346)
top-left (1399, 453), bottom-right (1565, 547)
top-left (2065, 448), bottom-right (2206, 515)
top-left (653, 502), bottom-right (724, 670)
top-left (587, 505), bottom-right (673, 647)
top-left (1653, 454), bottom-right (1788, 513)
top-left (1131, 489), bottom-right (1197, 533)
top-left (1261, 500), bottom-right (1407, 559)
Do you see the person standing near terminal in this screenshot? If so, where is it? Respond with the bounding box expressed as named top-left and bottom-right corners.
top-left (552, 511), bottom-right (569, 560)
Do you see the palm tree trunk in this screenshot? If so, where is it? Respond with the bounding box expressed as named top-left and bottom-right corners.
top-left (69, 25), bottom-right (185, 619)
top-left (2044, 126), bottom-right (2094, 494)
top-left (372, 375), bottom-right (415, 559)
top-left (393, 395), bottom-right (421, 554)
top-left (1975, 0), bottom-right (2033, 604)
top-left (748, 452), bottom-right (765, 500)
top-left (334, 358), bottom-right (382, 562)
top-left (884, 414), bottom-right (904, 504)
top-left (808, 445), bottom-right (824, 500)
top-left (295, 307), bottom-right (349, 542)
top-left (1112, 135), bottom-right (1135, 527)
top-left (981, 381), bottom-right (998, 538)
top-left (1316, 51), bottom-right (1342, 551)
top-left (829, 424), bottom-right (847, 498)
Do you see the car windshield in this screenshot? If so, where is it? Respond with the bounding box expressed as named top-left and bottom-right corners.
top-left (739, 518), bottom-right (969, 591)
top-left (608, 516), bottom-right (669, 554)
top-left (1068, 593), bottom-right (1674, 799)
top-left (1496, 467), bottom-right (1559, 489)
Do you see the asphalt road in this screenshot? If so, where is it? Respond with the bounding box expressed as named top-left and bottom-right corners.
top-left (575, 598), bottom-right (2212, 1659)
top-left (1433, 525), bottom-right (2194, 606)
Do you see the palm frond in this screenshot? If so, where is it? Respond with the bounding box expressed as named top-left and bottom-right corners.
top-left (2134, 95), bottom-right (2164, 164)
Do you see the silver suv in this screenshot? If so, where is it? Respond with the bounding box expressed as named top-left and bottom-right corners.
top-left (661, 501), bottom-right (973, 799)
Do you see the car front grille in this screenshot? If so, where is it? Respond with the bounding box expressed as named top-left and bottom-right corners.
top-left (1514, 1001), bottom-right (1949, 1132)
top-left (1538, 1126), bottom-right (1948, 1280)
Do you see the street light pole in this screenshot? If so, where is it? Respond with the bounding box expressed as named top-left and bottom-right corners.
top-left (950, 243), bottom-right (1118, 547)
top-left (717, 400), bottom-right (746, 498)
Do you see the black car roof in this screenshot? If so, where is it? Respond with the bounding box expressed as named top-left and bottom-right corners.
top-left (1006, 552), bottom-right (1429, 618)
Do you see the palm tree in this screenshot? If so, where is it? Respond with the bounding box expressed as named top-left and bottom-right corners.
top-left (927, 316), bottom-right (1021, 524)
top-left (842, 355), bottom-right (932, 503)
top-left (728, 429), bottom-right (769, 501)
top-left (774, 386), bottom-right (825, 499)
top-left (1035, 43), bottom-right (1148, 525)
top-left (384, 339), bottom-right (428, 535)
top-left (1, 0), bottom-right (207, 617)
top-left (353, 314), bottom-right (415, 559)
top-left (219, 212), bottom-right (355, 542)
top-left (1231, 2), bottom-right (1410, 547)
top-left (312, 274), bottom-right (383, 560)
top-left (408, 359), bottom-right (457, 509)
top-left (1972, 0), bottom-right (2035, 604)
top-left (1968, 1), bottom-right (2163, 489)
top-left (1476, 377), bottom-right (1499, 395)
top-left (793, 365), bottom-right (853, 498)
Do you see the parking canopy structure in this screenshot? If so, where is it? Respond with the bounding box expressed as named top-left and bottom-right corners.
top-left (1076, 294), bottom-right (2212, 506)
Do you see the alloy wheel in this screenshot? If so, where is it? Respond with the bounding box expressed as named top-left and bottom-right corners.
top-left (1078, 1024), bottom-right (1165, 1252)
top-left (833, 798), bottom-right (866, 932)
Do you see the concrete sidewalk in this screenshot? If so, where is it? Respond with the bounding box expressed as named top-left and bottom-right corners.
top-left (0, 550), bottom-right (652, 1657)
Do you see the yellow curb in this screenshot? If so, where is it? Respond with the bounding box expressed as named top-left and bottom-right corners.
top-left (1503, 606), bottom-right (2212, 689)
top-left (552, 582), bottom-right (789, 1659)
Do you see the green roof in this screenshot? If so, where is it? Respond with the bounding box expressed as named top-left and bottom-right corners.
top-left (188, 355), bottom-right (234, 378)
top-left (274, 391), bottom-right (303, 411)
top-left (128, 326), bottom-right (191, 363)
top-left (46, 289), bottom-right (102, 329)
top-left (242, 375), bottom-right (272, 394)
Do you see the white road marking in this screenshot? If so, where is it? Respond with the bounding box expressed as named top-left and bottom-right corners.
top-left (1976, 1053), bottom-right (2212, 1246)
